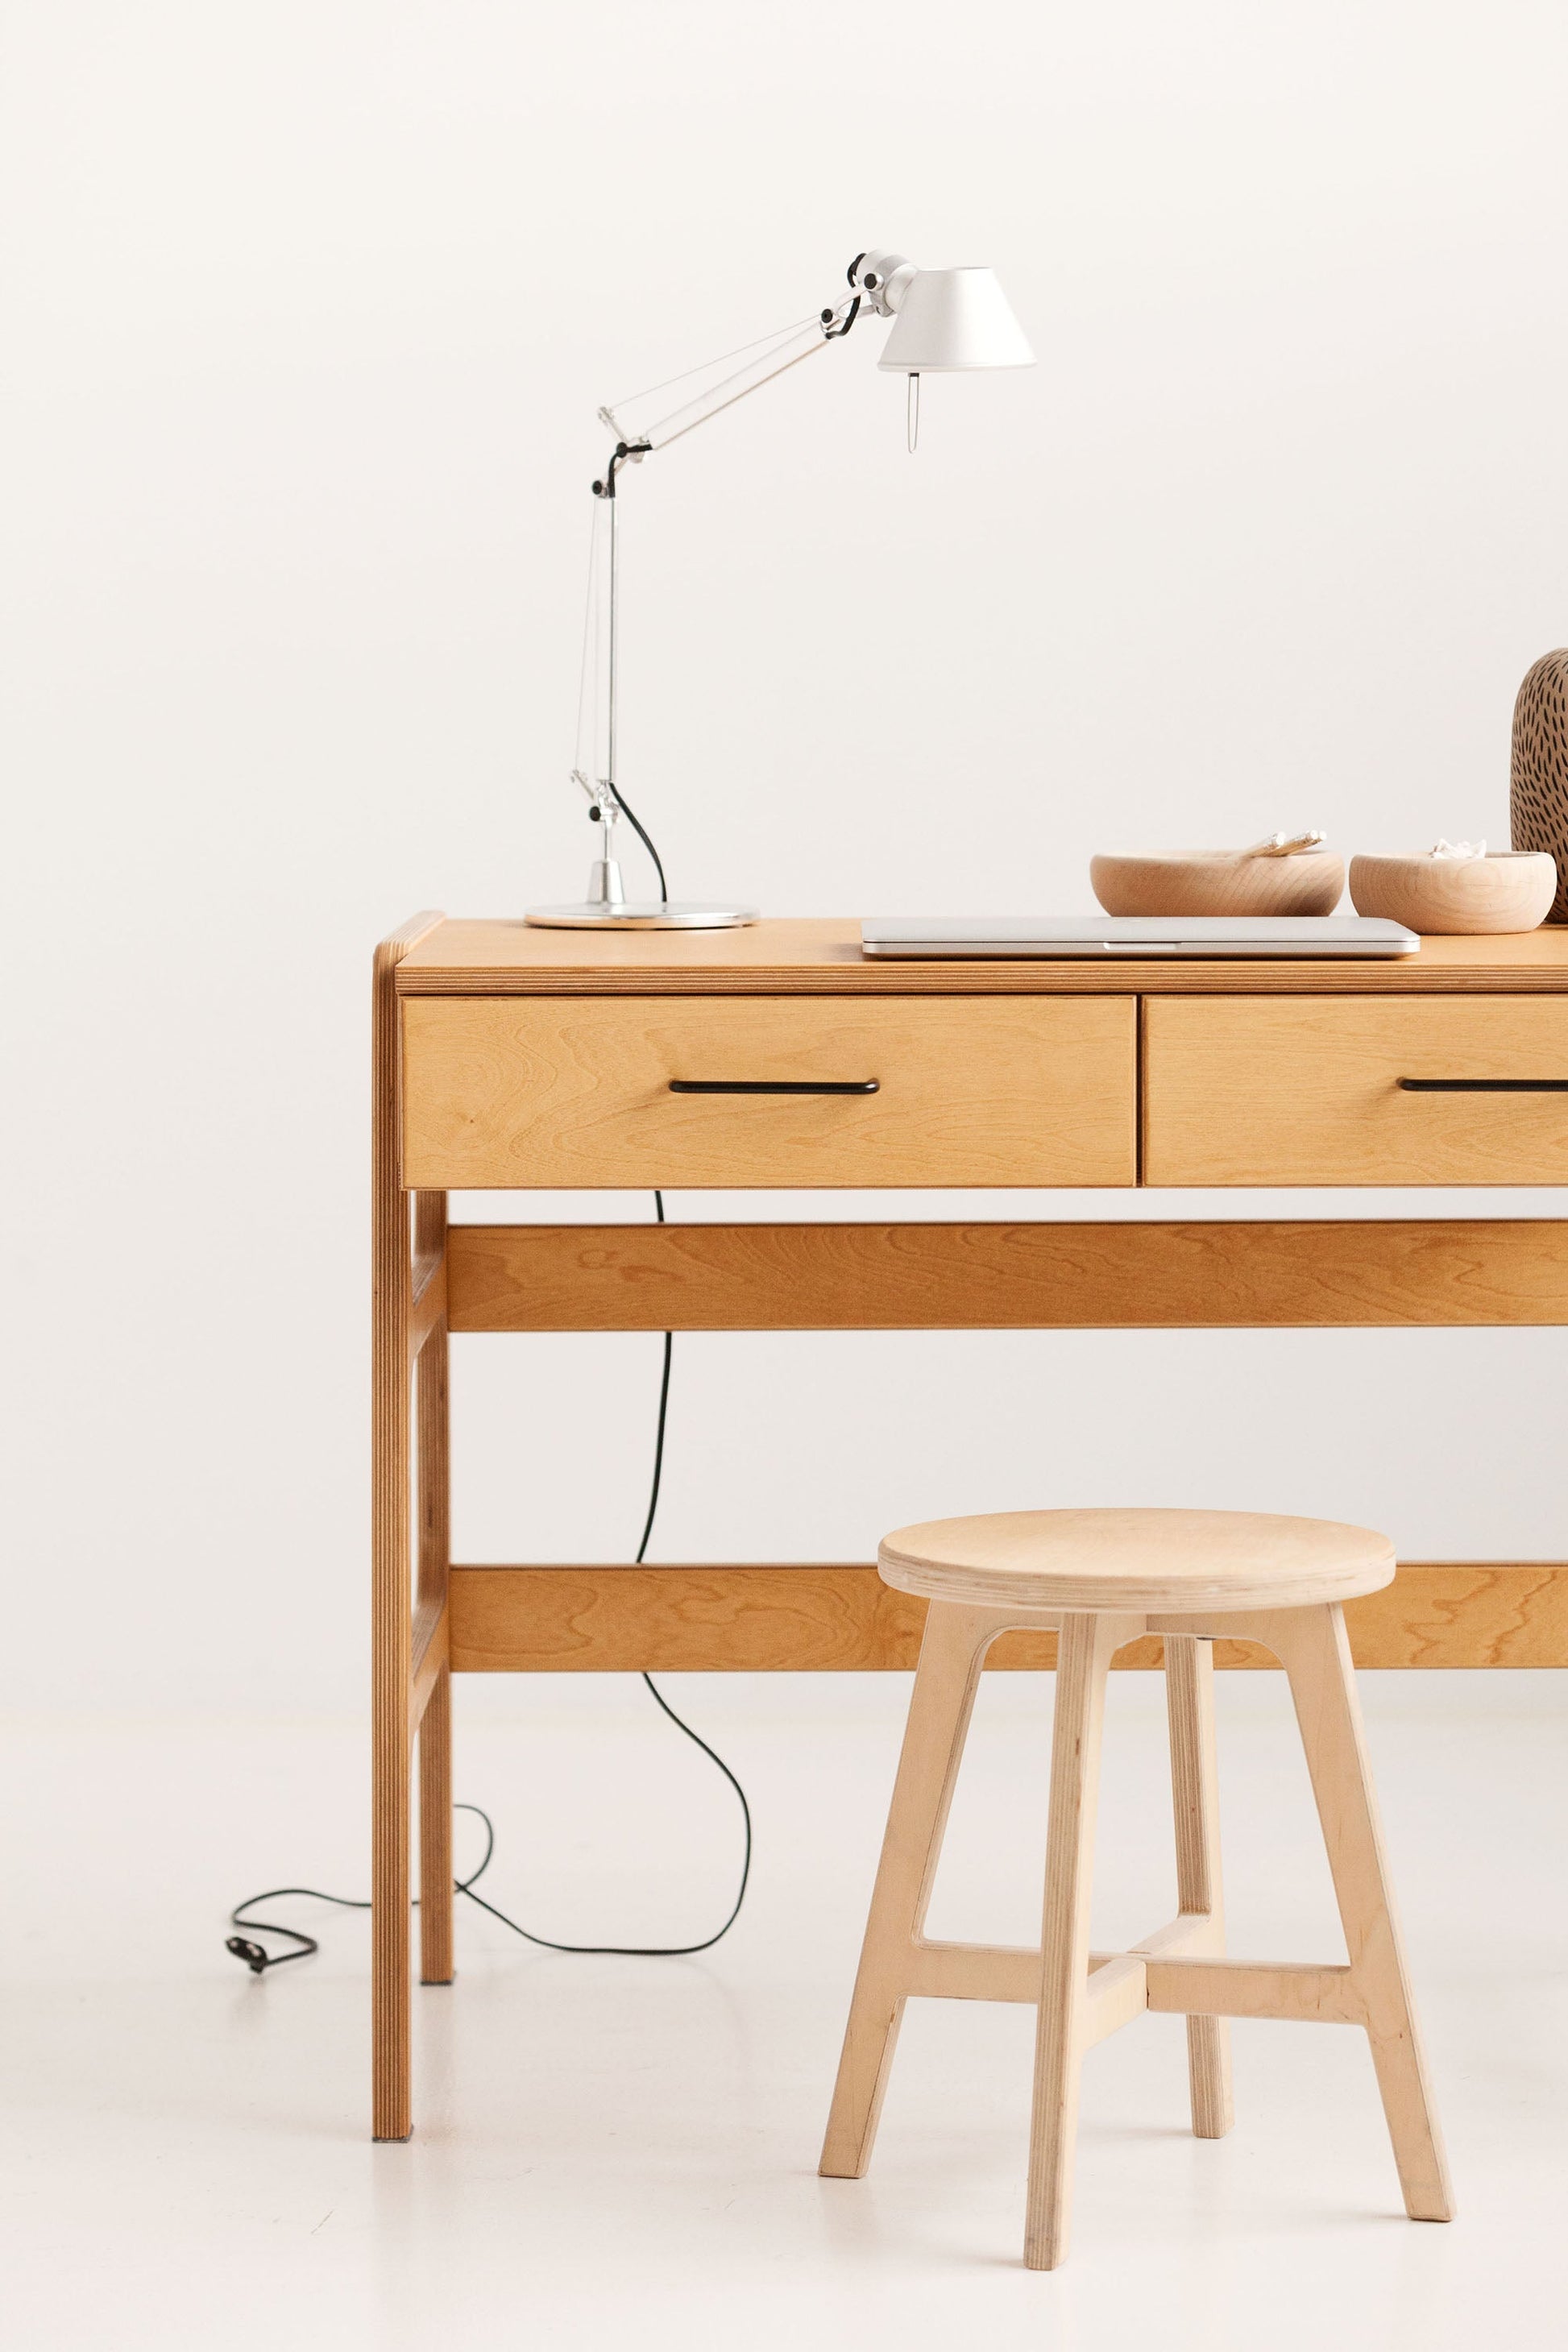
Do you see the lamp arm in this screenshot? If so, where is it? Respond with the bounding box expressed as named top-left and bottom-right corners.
top-left (571, 251), bottom-right (907, 902)
top-left (643, 326), bottom-right (836, 453)
top-left (594, 302), bottom-right (857, 487)
top-left (579, 308), bottom-right (850, 881)
top-left (587, 326), bottom-right (831, 505)
top-left (594, 244), bottom-right (909, 471)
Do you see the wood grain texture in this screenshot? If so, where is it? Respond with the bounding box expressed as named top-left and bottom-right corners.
top-left (1266, 1605), bottom-right (1453, 2221)
top-left (1139, 1956), bottom-right (1363, 2026)
top-left (402, 995), bottom-right (1136, 1190)
top-left (371, 910), bottom-right (444, 2143)
top-left (819, 1603), bottom-right (998, 2181)
top-left (815, 1589), bottom-right (1453, 2271)
top-left (413, 1189), bottom-right (454, 1989)
top-left (409, 1251), bottom-right (446, 1360)
top-left (1027, 1612), bottom-right (1140, 2268)
top-left (446, 1562), bottom-right (1568, 1672)
top-left (1091, 847), bottom-right (1344, 919)
top-left (877, 1505), bottom-right (1396, 1616)
top-left (1144, 995), bottom-right (1568, 1184)
top-left (394, 915), bottom-right (1568, 996)
top-left (1164, 1636), bottom-right (1234, 2138)
top-left (409, 1597), bottom-right (448, 1733)
top-left (1348, 851), bottom-right (1557, 935)
top-left (446, 1216), bottom-right (1568, 1331)
top-left (899, 1932), bottom-right (1202, 2012)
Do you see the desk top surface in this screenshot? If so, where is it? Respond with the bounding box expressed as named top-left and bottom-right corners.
top-left (395, 915), bottom-right (1568, 996)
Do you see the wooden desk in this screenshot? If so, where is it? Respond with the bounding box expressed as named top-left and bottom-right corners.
top-left (371, 913), bottom-right (1568, 2139)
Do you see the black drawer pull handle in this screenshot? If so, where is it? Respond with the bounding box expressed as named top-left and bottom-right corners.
top-left (667, 1079), bottom-right (880, 1096)
top-left (1398, 1077), bottom-right (1568, 1093)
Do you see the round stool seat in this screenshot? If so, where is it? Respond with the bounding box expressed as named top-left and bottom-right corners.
top-left (878, 1507), bottom-right (1395, 1616)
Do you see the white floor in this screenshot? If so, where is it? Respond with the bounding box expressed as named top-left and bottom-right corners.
top-left (3, 1670), bottom-right (1565, 2350)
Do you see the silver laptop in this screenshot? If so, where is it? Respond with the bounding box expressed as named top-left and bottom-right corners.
top-left (861, 915), bottom-right (1419, 959)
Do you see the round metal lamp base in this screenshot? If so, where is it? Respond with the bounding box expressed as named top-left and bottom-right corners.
top-left (525, 902), bottom-right (759, 931)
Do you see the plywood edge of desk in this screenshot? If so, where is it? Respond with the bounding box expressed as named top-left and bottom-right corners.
top-left (446, 1562), bottom-right (1568, 1672)
top-left (394, 917), bottom-right (1568, 996)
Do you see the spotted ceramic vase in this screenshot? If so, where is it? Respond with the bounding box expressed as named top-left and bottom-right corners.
top-left (1511, 649), bottom-right (1568, 923)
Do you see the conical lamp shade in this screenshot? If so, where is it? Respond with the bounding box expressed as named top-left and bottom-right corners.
top-left (877, 267), bottom-right (1034, 372)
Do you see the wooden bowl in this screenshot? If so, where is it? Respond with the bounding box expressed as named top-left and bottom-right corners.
top-left (1348, 851), bottom-right (1557, 935)
top-left (1089, 848), bottom-right (1345, 919)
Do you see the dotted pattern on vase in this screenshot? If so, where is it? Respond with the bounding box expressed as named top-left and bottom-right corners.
top-left (1511, 649), bottom-right (1568, 923)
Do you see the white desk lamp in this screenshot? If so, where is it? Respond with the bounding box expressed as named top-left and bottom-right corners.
top-left (526, 249), bottom-right (1035, 931)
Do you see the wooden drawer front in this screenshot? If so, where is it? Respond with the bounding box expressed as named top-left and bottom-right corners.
top-left (1144, 996), bottom-right (1568, 1185)
top-left (403, 996), bottom-right (1135, 1188)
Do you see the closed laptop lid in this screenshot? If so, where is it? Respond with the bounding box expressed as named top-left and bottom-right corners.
top-left (861, 916), bottom-right (1420, 957)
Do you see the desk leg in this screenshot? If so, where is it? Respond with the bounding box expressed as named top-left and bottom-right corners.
top-left (371, 931), bottom-right (415, 2142)
top-left (416, 1190), bottom-right (454, 1987)
top-left (371, 1508), bottom-right (412, 2140)
top-left (371, 915), bottom-right (446, 2143)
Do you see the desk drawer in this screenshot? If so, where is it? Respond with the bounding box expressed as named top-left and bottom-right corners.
top-left (402, 996), bottom-right (1135, 1188)
top-left (1143, 996), bottom-right (1568, 1184)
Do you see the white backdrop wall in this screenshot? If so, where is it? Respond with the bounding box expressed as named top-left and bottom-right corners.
top-left (5, 1), bottom-right (1566, 1715)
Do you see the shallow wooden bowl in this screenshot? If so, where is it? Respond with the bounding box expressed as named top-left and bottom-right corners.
top-left (1348, 851), bottom-right (1557, 935)
top-left (1089, 848), bottom-right (1345, 919)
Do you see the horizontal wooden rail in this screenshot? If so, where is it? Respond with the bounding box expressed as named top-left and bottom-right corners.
top-left (446, 1218), bottom-right (1568, 1333)
top-left (446, 1561), bottom-right (1568, 1673)
top-left (906, 1939), bottom-right (1042, 2003)
top-left (894, 1939), bottom-right (1364, 2026)
top-left (1141, 1956), bottom-right (1364, 2026)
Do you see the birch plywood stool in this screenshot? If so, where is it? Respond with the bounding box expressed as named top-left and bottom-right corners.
top-left (818, 1508), bottom-right (1453, 2270)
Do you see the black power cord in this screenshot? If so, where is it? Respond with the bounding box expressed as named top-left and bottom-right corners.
top-left (590, 782), bottom-right (668, 906)
top-left (226, 1190), bottom-right (752, 1973)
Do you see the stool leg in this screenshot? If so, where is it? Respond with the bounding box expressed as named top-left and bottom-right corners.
top-left (1273, 1603), bottom-right (1453, 2223)
top-left (1024, 1611), bottom-right (1126, 2271)
top-left (819, 1601), bottom-right (1000, 2180)
top-left (1164, 1634), bottom-right (1234, 2139)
